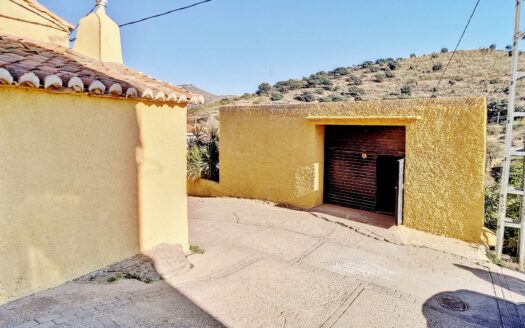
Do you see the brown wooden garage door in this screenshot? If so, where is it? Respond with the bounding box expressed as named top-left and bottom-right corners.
top-left (324, 126), bottom-right (405, 212)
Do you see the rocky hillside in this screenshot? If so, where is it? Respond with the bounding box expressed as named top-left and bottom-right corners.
top-left (189, 48), bottom-right (524, 125)
top-left (178, 84), bottom-right (230, 104)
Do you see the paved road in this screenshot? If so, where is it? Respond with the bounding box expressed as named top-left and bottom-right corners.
top-left (2, 197), bottom-right (525, 327)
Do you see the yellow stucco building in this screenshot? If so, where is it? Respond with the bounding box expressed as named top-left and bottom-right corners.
top-left (190, 98), bottom-right (487, 243)
top-left (0, 1), bottom-right (203, 305)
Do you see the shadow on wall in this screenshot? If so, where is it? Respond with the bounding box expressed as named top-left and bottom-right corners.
top-left (0, 246), bottom-right (225, 327)
top-left (423, 265), bottom-right (525, 327)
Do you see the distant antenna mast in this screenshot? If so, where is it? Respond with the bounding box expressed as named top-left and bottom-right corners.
top-left (496, 0), bottom-right (525, 269)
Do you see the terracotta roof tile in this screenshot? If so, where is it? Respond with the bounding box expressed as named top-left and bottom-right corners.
top-left (0, 34), bottom-right (204, 104)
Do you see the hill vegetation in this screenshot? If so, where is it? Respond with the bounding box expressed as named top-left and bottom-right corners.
top-left (189, 46), bottom-right (525, 126)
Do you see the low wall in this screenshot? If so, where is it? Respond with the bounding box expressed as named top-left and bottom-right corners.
top-left (0, 88), bottom-right (188, 304)
top-left (208, 98), bottom-right (486, 243)
top-left (187, 179), bottom-right (223, 197)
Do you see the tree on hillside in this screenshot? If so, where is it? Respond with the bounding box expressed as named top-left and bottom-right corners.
top-left (256, 83), bottom-right (272, 95)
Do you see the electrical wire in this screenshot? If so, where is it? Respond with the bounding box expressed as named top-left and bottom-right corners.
top-left (69, 5), bottom-right (96, 42)
top-left (433, 0), bottom-right (481, 95)
top-left (118, 0), bottom-right (213, 28)
top-left (69, 0), bottom-right (212, 42)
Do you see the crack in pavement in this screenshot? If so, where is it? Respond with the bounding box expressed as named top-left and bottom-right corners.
top-left (309, 212), bottom-right (486, 265)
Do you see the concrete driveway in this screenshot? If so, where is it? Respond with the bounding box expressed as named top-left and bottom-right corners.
top-left (2, 197), bottom-right (525, 327)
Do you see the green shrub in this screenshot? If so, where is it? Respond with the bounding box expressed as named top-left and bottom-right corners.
top-left (361, 60), bottom-right (374, 68)
top-left (432, 63), bottom-right (443, 72)
top-left (274, 84), bottom-right (289, 93)
top-left (368, 66), bottom-right (379, 73)
top-left (488, 100), bottom-right (507, 112)
top-left (347, 74), bottom-right (363, 85)
top-left (487, 124), bottom-right (503, 136)
top-left (329, 67), bottom-right (350, 76)
top-left (295, 92), bottom-right (316, 102)
top-left (218, 98), bottom-right (234, 105)
top-left (387, 61), bottom-right (399, 70)
top-left (256, 82), bottom-right (272, 95)
top-left (319, 93), bottom-right (346, 103)
top-left (305, 72), bottom-right (333, 88)
top-left (346, 86), bottom-right (364, 97)
top-left (410, 54), bottom-right (416, 58)
top-left (330, 94), bottom-right (346, 102)
top-left (448, 79), bottom-right (456, 85)
top-left (400, 84), bottom-right (412, 96)
top-left (441, 47), bottom-right (449, 53)
top-left (431, 53), bottom-right (438, 59)
top-left (270, 92), bottom-right (284, 101)
top-left (375, 58), bottom-right (386, 65)
top-left (274, 79), bottom-right (305, 93)
top-left (489, 44), bottom-right (497, 50)
top-left (373, 73), bottom-right (385, 83)
top-left (190, 245), bottom-right (205, 254)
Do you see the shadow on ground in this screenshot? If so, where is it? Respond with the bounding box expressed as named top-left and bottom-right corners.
top-left (455, 263), bottom-right (525, 298)
top-left (424, 263), bottom-right (525, 328)
top-left (423, 289), bottom-right (524, 328)
top-left (0, 244), bottom-right (225, 328)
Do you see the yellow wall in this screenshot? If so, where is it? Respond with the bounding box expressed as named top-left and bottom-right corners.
top-left (0, 0), bottom-right (71, 47)
top-left (0, 87), bottom-right (188, 304)
top-left (136, 103), bottom-right (189, 252)
top-left (215, 98), bottom-right (486, 242)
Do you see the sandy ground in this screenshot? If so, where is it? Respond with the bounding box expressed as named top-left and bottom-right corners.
top-left (2, 196), bottom-right (525, 328)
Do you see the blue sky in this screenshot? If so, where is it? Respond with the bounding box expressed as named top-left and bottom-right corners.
top-left (40, 0), bottom-right (516, 95)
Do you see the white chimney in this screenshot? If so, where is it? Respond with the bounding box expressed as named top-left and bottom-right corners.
top-left (73, 0), bottom-right (123, 63)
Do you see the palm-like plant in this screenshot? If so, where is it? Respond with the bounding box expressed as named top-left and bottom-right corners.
top-left (187, 145), bottom-right (205, 181)
top-left (186, 125), bottom-right (220, 182)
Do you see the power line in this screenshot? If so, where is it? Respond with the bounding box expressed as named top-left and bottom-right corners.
top-left (118, 0), bottom-right (213, 28)
top-left (433, 0), bottom-right (481, 95)
top-left (69, 0), bottom-right (213, 42)
top-left (69, 5), bottom-right (96, 42)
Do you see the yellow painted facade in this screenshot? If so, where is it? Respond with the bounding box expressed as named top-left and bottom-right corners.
top-left (0, 0), bottom-right (72, 47)
top-left (199, 98), bottom-right (486, 242)
top-left (0, 87), bottom-right (188, 305)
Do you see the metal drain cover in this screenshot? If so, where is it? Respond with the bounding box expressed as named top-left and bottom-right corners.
top-left (436, 294), bottom-right (469, 312)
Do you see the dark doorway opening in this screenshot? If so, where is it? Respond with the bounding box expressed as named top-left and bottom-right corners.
top-left (323, 125), bottom-right (406, 224)
top-left (376, 156), bottom-right (402, 215)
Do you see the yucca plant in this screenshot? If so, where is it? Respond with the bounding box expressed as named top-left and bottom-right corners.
top-left (186, 126), bottom-right (220, 182)
top-left (187, 145), bottom-right (205, 181)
